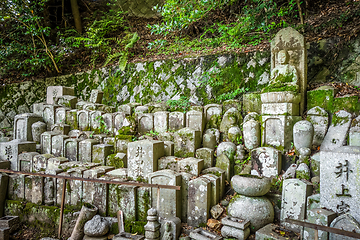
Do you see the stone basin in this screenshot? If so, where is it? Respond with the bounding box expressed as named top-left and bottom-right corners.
top-left (231, 174), bottom-right (271, 197)
top-left (260, 92), bottom-right (301, 104)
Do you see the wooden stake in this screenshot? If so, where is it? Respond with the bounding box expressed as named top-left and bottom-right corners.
top-left (315, 229), bottom-right (318, 240)
top-left (58, 179), bottom-right (67, 239)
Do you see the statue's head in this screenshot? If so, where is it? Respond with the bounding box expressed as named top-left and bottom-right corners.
top-left (277, 50), bottom-right (289, 64)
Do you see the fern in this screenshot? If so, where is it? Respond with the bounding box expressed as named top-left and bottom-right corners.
top-left (103, 52), bottom-right (123, 67)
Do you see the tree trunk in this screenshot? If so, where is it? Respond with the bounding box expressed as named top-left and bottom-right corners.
top-left (70, 0), bottom-right (82, 33)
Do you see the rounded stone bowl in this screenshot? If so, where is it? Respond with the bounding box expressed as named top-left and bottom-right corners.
top-left (231, 174), bottom-right (271, 197)
top-left (260, 91), bottom-right (301, 103)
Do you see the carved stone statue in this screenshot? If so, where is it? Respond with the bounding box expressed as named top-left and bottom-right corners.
top-left (162, 222), bottom-right (173, 240)
top-left (269, 50), bottom-right (299, 92)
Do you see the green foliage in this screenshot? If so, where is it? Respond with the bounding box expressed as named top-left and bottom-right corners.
top-left (0, 0), bottom-right (60, 77)
top-left (166, 96), bottom-right (191, 112)
top-left (61, 5), bottom-right (139, 70)
top-left (148, 0), bottom-right (234, 35)
top-left (95, 115), bottom-right (111, 135)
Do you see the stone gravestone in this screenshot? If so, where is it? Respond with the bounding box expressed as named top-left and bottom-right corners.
top-left (55, 107), bottom-right (71, 124)
top-left (187, 177), bottom-right (211, 227)
top-left (303, 208), bottom-right (336, 240)
top-left (186, 110), bottom-right (205, 135)
top-left (243, 116), bottom-right (261, 150)
top-left (89, 111), bottom-right (103, 133)
top-left (173, 128), bottom-right (201, 158)
top-left (349, 115), bottom-right (360, 146)
top-left (321, 110), bottom-right (352, 151)
top-left (148, 170), bottom-right (181, 219)
top-left (270, 27), bottom-right (307, 114)
top-left (168, 112), bottom-right (185, 131)
top-left (204, 104), bottom-right (222, 123)
top-left (154, 111), bottom-right (169, 133)
top-left (13, 113), bottom-right (43, 141)
top-left (89, 89), bottom-right (103, 104)
top-left (31, 121), bottom-right (47, 144)
top-left (46, 86), bottom-right (74, 105)
top-left (63, 138), bottom-right (80, 161)
top-left (77, 110), bottom-right (90, 131)
top-left (79, 139), bottom-right (100, 163)
top-left (280, 179), bottom-right (313, 232)
top-left (127, 140), bottom-right (164, 180)
top-left (51, 135), bottom-right (69, 157)
top-left (306, 106), bottom-right (329, 146)
top-left (329, 214), bottom-right (360, 240)
top-left (138, 113), bottom-right (154, 134)
top-left (320, 146), bottom-right (360, 223)
top-left (113, 112), bottom-right (126, 135)
top-left (0, 140), bottom-right (36, 171)
top-left (40, 131), bottom-right (59, 154)
top-left (43, 104), bottom-right (59, 130)
top-left (251, 147), bottom-right (282, 178)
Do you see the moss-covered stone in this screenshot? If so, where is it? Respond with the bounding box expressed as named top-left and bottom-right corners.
top-left (307, 86), bottom-right (335, 112)
top-left (333, 95), bottom-right (360, 114)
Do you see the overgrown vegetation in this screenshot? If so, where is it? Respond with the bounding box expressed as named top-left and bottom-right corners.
top-left (1, 0), bottom-right (360, 84)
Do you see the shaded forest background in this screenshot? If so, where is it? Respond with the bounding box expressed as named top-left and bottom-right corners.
top-left (1, 0), bottom-right (359, 86)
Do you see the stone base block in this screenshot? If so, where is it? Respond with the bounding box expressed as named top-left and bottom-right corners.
top-left (221, 225), bottom-right (250, 240)
top-left (261, 115), bottom-right (301, 151)
top-left (262, 103), bottom-right (299, 115)
top-left (0, 216), bottom-right (19, 234)
top-left (255, 223), bottom-right (299, 240)
top-left (0, 227), bottom-right (9, 240)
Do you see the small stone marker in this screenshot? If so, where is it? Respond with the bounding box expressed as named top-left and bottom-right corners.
top-left (89, 89), bottom-right (104, 104)
top-left (202, 133), bottom-right (216, 150)
top-left (51, 134), bottom-right (69, 157)
top-left (329, 214), bottom-right (360, 240)
top-left (41, 131), bottom-right (60, 154)
top-left (251, 147), bottom-right (282, 178)
top-left (65, 109), bottom-right (78, 130)
top-left (202, 167), bottom-right (226, 198)
top-left (77, 110), bottom-right (90, 131)
top-left (51, 123), bottom-right (70, 135)
top-left (303, 208), bottom-right (336, 240)
top-left (293, 120), bottom-right (314, 151)
top-left (0, 139), bottom-right (36, 171)
top-left (186, 110), bottom-right (205, 134)
top-left (148, 170), bottom-right (181, 219)
top-left (187, 177), bottom-right (211, 227)
top-left (144, 208), bottom-right (160, 240)
top-left (261, 115), bottom-right (301, 151)
top-left (127, 140), bottom-right (164, 180)
top-left (43, 105), bottom-right (59, 130)
top-left (243, 118), bottom-right (261, 150)
top-left (164, 141), bottom-right (174, 156)
top-left (55, 95), bottom-right (77, 109)
top-left (320, 146), bottom-right (360, 223)
top-left (256, 223), bottom-right (299, 240)
top-left (189, 228), bottom-right (222, 240)
top-left (178, 157), bottom-right (204, 176)
top-left (138, 113), bottom-right (154, 134)
top-left (63, 138), bottom-right (80, 161)
top-left (154, 111), bottom-right (169, 133)
top-left (201, 174), bottom-right (220, 207)
top-left (196, 148), bottom-right (214, 169)
top-left (168, 112), bottom-right (185, 131)
top-left (13, 113), bottom-right (43, 141)
top-left (221, 216), bottom-right (250, 240)
top-left (280, 179), bottom-right (313, 232)
top-left (321, 110), bottom-right (352, 151)
top-left (174, 128), bottom-right (201, 158)
top-left (46, 86), bottom-right (74, 105)
top-left (89, 111), bottom-right (103, 132)
top-left (92, 144), bottom-right (114, 165)
top-left (215, 154), bottom-right (231, 182)
top-left (204, 104), bottom-right (222, 122)
top-left (79, 139), bottom-right (100, 163)
top-left (220, 107), bottom-right (242, 136)
top-left (31, 121), bottom-right (47, 144)
top-left (349, 115), bottom-right (360, 146)
top-left (18, 152), bottom-right (39, 172)
top-left (306, 106), bottom-right (329, 146)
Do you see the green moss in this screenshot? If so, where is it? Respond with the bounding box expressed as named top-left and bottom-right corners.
top-left (261, 82), bottom-right (298, 93)
top-left (124, 220), bottom-right (146, 234)
top-left (333, 95), bottom-right (359, 114)
top-left (307, 88), bottom-right (334, 112)
top-left (332, 113), bottom-right (350, 126)
top-left (106, 153), bottom-right (125, 168)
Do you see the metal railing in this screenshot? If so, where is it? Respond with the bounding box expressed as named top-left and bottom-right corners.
top-left (0, 168), bottom-right (180, 238)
